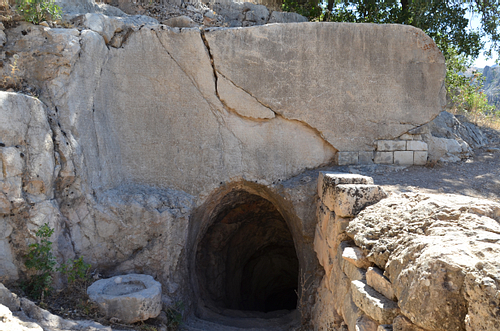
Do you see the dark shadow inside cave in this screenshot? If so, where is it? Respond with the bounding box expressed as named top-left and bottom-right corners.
top-left (196, 190), bottom-right (299, 313)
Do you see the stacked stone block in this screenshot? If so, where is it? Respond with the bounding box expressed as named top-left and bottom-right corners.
top-left (313, 171), bottom-right (414, 331)
top-left (336, 132), bottom-right (428, 166)
top-left (374, 139), bottom-right (428, 166)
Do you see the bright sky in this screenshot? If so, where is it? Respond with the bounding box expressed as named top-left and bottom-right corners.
top-left (469, 13), bottom-right (498, 68)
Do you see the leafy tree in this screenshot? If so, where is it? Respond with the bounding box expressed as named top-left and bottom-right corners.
top-left (285, 0), bottom-right (499, 61)
top-left (283, 0), bottom-right (499, 118)
top-left (16, 0), bottom-right (62, 25)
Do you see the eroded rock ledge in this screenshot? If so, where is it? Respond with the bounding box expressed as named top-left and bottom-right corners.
top-left (313, 172), bottom-right (500, 331)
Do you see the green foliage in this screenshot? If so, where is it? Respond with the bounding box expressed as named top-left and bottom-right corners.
top-left (15, 0), bottom-right (62, 25)
top-left (57, 257), bottom-right (92, 291)
top-left (24, 223), bottom-right (56, 301)
top-left (164, 301), bottom-right (184, 330)
top-left (445, 47), bottom-right (495, 115)
top-left (282, 0), bottom-right (323, 21)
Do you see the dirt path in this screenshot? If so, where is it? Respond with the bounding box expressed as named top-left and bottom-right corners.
top-left (351, 126), bottom-right (500, 203)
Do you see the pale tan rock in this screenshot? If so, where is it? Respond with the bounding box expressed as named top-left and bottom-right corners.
top-left (406, 140), bottom-right (427, 151)
top-left (326, 215), bottom-right (352, 251)
top-left (0, 241), bottom-right (18, 283)
top-left (377, 140), bottom-right (406, 152)
top-left (367, 267), bottom-right (396, 301)
top-left (393, 151), bottom-right (413, 165)
top-left (342, 292), bottom-right (363, 331)
top-left (0, 304), bottom-right (43, 331)
top-left (162, 16), bottom-right (198, 28)
top-left (337, 151), bottom-right (359, 165)
top-left (317, 202), bottom-right (334, 235)
top-left (356, 315), bottom-right (378, 331)
top-left (342, 258), bottom-right (366, 281)
top-left (0, 283), bottom-right (20, 311)
top-left (342, 246), bottom-right (371, 269)
top-left (333, 184), bottom-right (388, 218)
top-left (393, 315), bottom-right (427, 331)
top-left (347, 193), bottom-right (500, 331)
top-left (314, 226), bottom-right (333, 276)
top-left (351, 280), bottom-right (400, 324)
top-left (87, 274), bottom-right (162, 323)
top-left (374, 152), bottom-right (393, 164)
top-left (413, 151), bottom-right (428, 165)
top-left (217, 74), bottom-right (275, 119)
top-left (205, 23), bottom-right (445, 151)
top-left (312, 279), bottom-right (344, 331)
top-left (318, 172), bottom-right (374, 211)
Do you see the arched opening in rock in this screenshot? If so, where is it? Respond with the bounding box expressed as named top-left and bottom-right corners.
top-left (195, 190), bottom-right (299, 313)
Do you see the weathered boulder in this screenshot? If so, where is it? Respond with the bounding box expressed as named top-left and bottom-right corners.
top-left (347, 193), bottom-right (500, 331)
top-left (418, 111), bottom-right (488, 162)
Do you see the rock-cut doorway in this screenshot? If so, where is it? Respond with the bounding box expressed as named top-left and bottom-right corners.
top-left (195, 190), bottom-right (299, 314)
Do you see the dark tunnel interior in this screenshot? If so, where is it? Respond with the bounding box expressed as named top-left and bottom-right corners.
top-left (196, 190), bottom-right (299, 313)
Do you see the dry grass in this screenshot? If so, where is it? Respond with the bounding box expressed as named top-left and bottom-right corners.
top-left (450, 108), bottom-right (500, 131)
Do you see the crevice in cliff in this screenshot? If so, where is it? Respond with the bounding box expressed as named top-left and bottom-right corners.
top-left (198, 31), bottom-right (336, 157)
top-left (199, 29), bottom-right (219, 99)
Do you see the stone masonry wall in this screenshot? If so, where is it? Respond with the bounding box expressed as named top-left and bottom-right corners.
top-left (336, 132), bottom-right (429, 166)
top-left (312, 172), bottom-right (500, 331)
top-left (312, 172), bottom-right (392, 331)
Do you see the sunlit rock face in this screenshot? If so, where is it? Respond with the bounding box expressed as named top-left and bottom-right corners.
top-left (1, 17), bottom-right (447, 328)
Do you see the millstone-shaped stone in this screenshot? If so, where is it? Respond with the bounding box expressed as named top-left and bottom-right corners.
top-left (87, 274), bottom-right (161, 323)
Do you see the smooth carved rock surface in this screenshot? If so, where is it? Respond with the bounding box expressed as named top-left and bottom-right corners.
top-left (205, 23), bottom-right (446, 151)
top-left (3, 22), bottom-right (445, 196)
top-left (347, 193), bottom-right (500, 331)
top-left (87, 274), bottom-right (162, 323)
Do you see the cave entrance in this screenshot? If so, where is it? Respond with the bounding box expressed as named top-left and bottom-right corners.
top-left (195, 190), bottom-right (299, 313)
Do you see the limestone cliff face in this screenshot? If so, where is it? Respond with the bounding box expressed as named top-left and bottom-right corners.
top-left (0, 17), bottom-right (447, 326)
top-left (2, 18), bottom-right (445, 196)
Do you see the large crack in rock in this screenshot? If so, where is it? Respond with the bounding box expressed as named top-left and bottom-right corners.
top-left (204, 23), bottom-right (446, 151)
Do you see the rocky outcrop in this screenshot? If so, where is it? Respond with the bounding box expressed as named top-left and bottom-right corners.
top-left (0, 283), bottom-right (111, 331)
top-left (420, 111), bottom-right (489, 162)
top-left (312, 172), bottom-right (500, 331)
top-left (0, 92), bottom-right (73, 284)
top-left (482, 65), bottom-right (500, 109)
top-left (0, 15), bottom-right (449, 327)
top-left (346, 193), bottom-right (500, 331)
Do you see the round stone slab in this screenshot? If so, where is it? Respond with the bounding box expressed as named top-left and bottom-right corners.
top-left (87, 274), bottom-right (161, 323)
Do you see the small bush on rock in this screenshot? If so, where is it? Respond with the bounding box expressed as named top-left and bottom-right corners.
top-left (23, 223), bottom-right (56, 301)
top-left (57, 256), bottom-right (92, 291)
top-left (15, 0), bottom-right (61, 24)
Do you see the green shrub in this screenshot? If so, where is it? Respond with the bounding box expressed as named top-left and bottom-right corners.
top-left (15, 0), bottom-right (62, 25)
top-left (57, 257), bottom-right (92, 291)
top-left (24, 223), bottom-right (56, 301)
